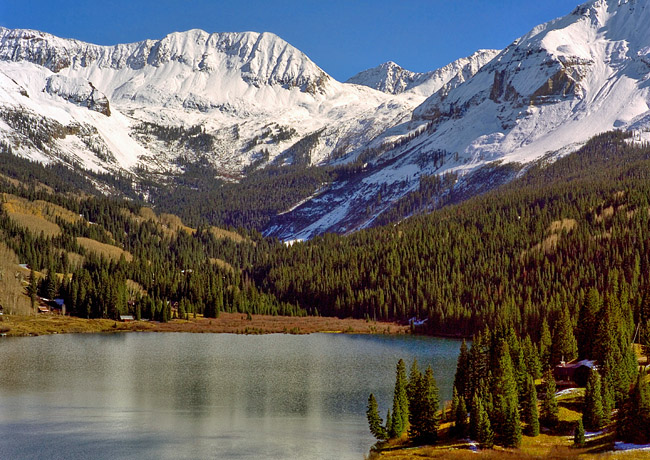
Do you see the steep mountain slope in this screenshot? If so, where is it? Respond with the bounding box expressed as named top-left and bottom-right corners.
top-left (0, 28), bottom-right (423, 174)
top-left (346, 50), bottom-right (499, 96)
top-left (267, 0), bottom-right (650, 240)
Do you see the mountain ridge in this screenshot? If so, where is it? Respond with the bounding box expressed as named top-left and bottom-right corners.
top-left (265, 0), bottom-right (650, 240)
top-left (346, 49), bottom-right (500, 97)
top-left (3, 0), bottom-right (650, 241)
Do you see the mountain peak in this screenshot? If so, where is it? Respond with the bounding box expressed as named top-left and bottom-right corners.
top-left (0, 27), bottom-right (329, 92)
top-left (346, 50), bottom-right (499, 97)
top-left (346, 60), bottom-right (422, 95)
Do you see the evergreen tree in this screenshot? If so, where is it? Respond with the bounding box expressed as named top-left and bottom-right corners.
top-left (407, 365), bottom-right (440, 444)
top-left (540, 319), bottom-right (552, 369)
top-left (39, 262), bottom-right (57, 300)
top-left (421, 366), bottom-right (440, 439)
top-left (476, 397), bottom-right (494, 449)
top-left (470, 392), bottom-right (481, 441)
top-left (601, 378), bottom-right (614, 426)
top-left (577, 287), bottom-right (602, 358)
top-left (522, 335), bottom-right (542, 380)
top-left (503, 399), bottom-right (522, 448)
top-left (551, 306), bottom-right (578, 365)
top-left (453, 340), bottom-right (470, 399)
top-left (574, 418), bottom-right (585, 447)
top-left (583, 368), bottom-right (604, 431)
top-left (522, 374), bottom-right (540, 436)
top-left (26, 268), bottom-right (38, 314)
top-left (540, 369), bottom-right (559, 428)
top-left (450, 387), bottom-right (459, 429)
top-left (454, 396), bottom-right (468, 439)
top-left (367, 394), bottom-right (387, 441)
top-left (385, 409), bottom-right (392, 438)
top-left (390, 359), bottom-right (409, 438)
top-left (408, 358), bottom-right (422, 407)
top-left (491, 341), bottom-right (521, 444)
top-left (617, 371), bottom-right (650, 444)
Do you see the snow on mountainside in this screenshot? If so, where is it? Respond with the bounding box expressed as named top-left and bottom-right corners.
top-left (346, 50), bottom-right (500, 96)
top-left (0, 27), bottom-right (428, 174)
top-left (266, 0), bottom-right (650, 240)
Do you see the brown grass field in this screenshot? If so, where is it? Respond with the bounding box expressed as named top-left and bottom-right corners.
top-left (76, 237), bottom-right (133, 262)
top-left (3, 206), bottom-right (62, 237)
top-left (0, 242), bottom-right (32, 315)
top-left (0, 312), bottom-right (408, 337)
top-left (1, 193), bottom-right (87, 238)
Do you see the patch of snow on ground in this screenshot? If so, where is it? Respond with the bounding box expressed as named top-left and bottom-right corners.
top-left (585, 430), bottom-right (605, 439)
top-left (556, 387), bottom-right (582, 397)
top-left (614, 442), bottom-right (650, 452)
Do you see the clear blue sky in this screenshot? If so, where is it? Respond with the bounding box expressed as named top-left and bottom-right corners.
top-left (1, 0), bottom-right (578, 81)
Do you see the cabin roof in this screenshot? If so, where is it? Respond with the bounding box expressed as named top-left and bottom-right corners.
top-left (556, 359), bottom-right (596, 370)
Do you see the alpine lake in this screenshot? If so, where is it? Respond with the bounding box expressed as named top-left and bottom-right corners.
top-left (0, 332), bottom-right (461, 459)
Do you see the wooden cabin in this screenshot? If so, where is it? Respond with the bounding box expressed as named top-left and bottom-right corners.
top-left (554, 359), bottom-right (596, 387)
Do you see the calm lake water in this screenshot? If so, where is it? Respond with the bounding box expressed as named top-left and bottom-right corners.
top-left (0, 333), bottom-right (461, 460)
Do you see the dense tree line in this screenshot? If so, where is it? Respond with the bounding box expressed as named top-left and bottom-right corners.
top-left (367, 358), bottom-right (441, 445)
top-left (369, 317), bottom-right (644, 451)
top-left (0, 162), bottom-right (302, 320)
top-left (257, 132), bottom-right (650, 343)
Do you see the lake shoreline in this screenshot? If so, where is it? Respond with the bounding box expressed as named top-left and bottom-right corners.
top-left (0, 312), bottom-right (410, 337)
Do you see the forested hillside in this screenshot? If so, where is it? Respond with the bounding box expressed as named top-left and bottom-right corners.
top-left (0, 145), bottom-right (302, 319)
top-left (2, 131), bottom-right (650, 357)
top-left (256, 132), bottom-right (650, 344)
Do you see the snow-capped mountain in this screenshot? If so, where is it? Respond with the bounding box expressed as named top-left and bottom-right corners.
top-left (0, 28), bottom-right (431, 174)
top-left (266, 0), bottom-right (650, 240)
top-left (346, 50), bottom-right (500, 97)
top-left (5, 0), bottom-right (647, 242)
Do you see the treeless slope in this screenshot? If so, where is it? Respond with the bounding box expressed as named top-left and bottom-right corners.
top-left (76, 237), bottom-right (133, 262)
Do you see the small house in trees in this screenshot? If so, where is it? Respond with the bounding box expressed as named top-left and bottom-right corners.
top-left (120, 315), bottom-right (135, 322)
top-left (554, 359), bottom-right (596, 387)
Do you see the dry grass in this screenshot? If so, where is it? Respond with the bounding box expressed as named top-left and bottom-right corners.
top-left (210, 258), bottom-right (236, 272)
top-left (66, 252), bottom-right (85, 269)
top-left (3, 193), bottom-right (83, 224)
top-left (0, 312), bottom-right (408, 337)
top-left (126, 279), bottom-right (147, 298)
top-left (0, 315), bottom-right (128, 336)
top-left (138, 207), bottom-right (158, 221)
top-left (122, 207), bottom-right (194, 237)
top-left (548, 218), bottom-right (577, 234)
top-left (210, 226), bottom-right (246, 243)
top-left (522, 218), bottom-right (577, 259)
top-left (531, 234), bottom-right (560, 254)
top-left (3, 210), bottom-right (61, 237)
top-left (76, 237), bottom-right (133, 262)
top-left (0, 242), bottom-right (32, 315)
top-left (595, 206), bottom-right (615, 222)
top-left (122, 207), bottom-right (246, 244)
top-left (0, 174), bottom-right (21, 188)
top-left (159, 213), bottom-right (194, 234)
top-left (372, 431), bottom-right (650, 460)
top-left (1, 193), bottom-right (86, 237)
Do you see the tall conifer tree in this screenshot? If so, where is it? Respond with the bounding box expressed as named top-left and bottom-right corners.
top-left (390, 359), bottom-right (409, 438)
top-left (540, 369), bottom-right (559, 428)
top-left (583, 368), bottom-right (604, 431)
top-left (367, 394), bottom-right (387, 441)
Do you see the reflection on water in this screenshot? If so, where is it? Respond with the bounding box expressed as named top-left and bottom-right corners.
top-left (0, 333), bottom-right (461, 459)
